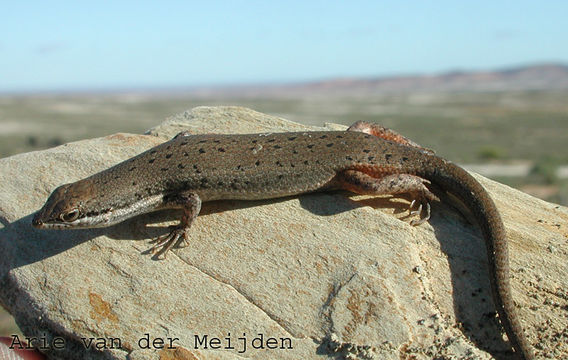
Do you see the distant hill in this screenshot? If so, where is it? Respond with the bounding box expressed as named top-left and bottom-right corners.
top-left (191, 63), bottom-right (568, 97)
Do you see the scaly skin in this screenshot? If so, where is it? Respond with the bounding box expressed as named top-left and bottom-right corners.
top-left (32, 124), bottom-right (533, 359)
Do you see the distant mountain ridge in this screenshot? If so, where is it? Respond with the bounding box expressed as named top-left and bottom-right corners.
top-left (192, 63), bottom-right (568, 97)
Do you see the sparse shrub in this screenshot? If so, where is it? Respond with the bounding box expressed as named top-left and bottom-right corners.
top-left (529, 157), bottom-right (560, 185)
top-left (477, 146), bottom-right (505, 160)
top-left (26, 136), bottom-right (38, 147)
top-left (48, 137), bottom-right (64, 147)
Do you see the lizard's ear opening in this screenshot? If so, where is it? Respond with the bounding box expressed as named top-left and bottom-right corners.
top-left (60, 209), bottom-right (80, 222)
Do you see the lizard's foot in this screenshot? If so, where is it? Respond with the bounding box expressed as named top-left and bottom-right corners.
top-left (145, 191), bottom-right (201, 259)
top-left (407, 182), bottom-right (438, 226)
top-left (147, 225), bottom-right (189, 259)
top-left (336, 170), bottom-right (439, 226)
top-left (409, 198), bottom-right (431, 226)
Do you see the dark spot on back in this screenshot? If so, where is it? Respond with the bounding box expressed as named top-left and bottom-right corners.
top-left (307, 144), bottom-right (314, 149)
top-left (252, 139), bottom-right (258, 143)
top-left (161, 168), bottom-right (168, 172)
top-left (218, 181), bottom-right (224, 186)
top-left (267, 139), bottom-right (275, 142)
top-left (368, 156), bottom-right (375, 161)
top-left (165, 153), bottom-right (172, 159)
top-left (278, 175), bottom-right (284, 179)
top-left (326, 143), bottom-right (333, 147)
top-left (293, 149), bottom-right (298, 154)
top-left (304, 160), bottom-right (309, 165)
top-left (132, 181), bottom-right (137, 186)
top-left (198, 139), bottom-right (207, 143)
top-left (385, 154), bottom-right (392, 161)
top-left (178, 164), bottom-right (185, 169)
top-left (255, 160), bottom-right (260, 166)
top-left (363, 149), bottom-right (370, 153)
top-left (150, 150), bottom-right (157, 154)
top-left (149, 158), bottom-right (155, 164)
top-left (402, 156), bottom-right (408, 162)
top-left (183, 152), bottom-right (188, 157)
top-left (218, 148), bottom-right (225, 152)
top-left (320, 135), bottom-right (327, 139)
top-left (288, 136), bottom-right (297, 141)
top-left (273, 145), bottom-right (282, 149)
top-left (180, 141), bottom-right (188, 146)
top-left (346, 156), bottom-right (353, 161)
top-left (336, 135), bottom-right (343, 138)
top-left (129, 166), bottom-right (136, 171)
top-left (213, 140), bottom-right (220, 143)
top-left (199, 148), bottom-right (205, 154)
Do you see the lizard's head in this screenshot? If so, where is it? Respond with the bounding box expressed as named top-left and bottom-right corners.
top-left (32, 181), bottom-right (106, 229)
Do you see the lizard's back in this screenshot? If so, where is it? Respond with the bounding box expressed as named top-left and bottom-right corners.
top-left (88, 130), bottom-right (424, 202)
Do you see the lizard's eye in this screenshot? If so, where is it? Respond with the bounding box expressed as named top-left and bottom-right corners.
top-left (60, 209), bottom-right (80, 222)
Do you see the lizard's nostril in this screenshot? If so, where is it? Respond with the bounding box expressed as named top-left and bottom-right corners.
top-left (32, 216), bottom-right (43, 228)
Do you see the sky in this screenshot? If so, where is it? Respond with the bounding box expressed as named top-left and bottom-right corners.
top-left (2, 1), bottom-right (567, 92)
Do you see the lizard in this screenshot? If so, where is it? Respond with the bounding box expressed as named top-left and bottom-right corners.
top-left (31, 121), bottom-right (533, 359)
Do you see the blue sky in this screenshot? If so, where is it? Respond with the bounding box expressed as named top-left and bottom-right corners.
top-left (2, 1), bottom-right (567, 92)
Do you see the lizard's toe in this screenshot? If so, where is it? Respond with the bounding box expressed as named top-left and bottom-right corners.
top-left (409, 201), bottom-right (431, 226)
top-left (147, 226), bottom-right (188, 259)
top-left (408, 194), bottom-right (433, 226)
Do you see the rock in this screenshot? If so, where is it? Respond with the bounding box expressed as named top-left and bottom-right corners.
top-left (0, 106), bottom-right (566, 359)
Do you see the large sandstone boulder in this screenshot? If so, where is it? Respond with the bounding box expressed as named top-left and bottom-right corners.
top-left (0, 106), bottom-right (566, 359)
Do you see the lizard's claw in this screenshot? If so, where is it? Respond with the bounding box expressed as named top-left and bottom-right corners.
top-left (147, 226), bottom-right (189, 259)
top-left (409, 199), bottom-right (422, 216)
top-left (409, 200), bottom-right (431, 226)
top-left (407, 182), bottom-right (439, 226)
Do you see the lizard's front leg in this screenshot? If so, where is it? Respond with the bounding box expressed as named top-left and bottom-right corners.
top-left (337, 169), bottom-right (439, 225)
top-left (148, 191), bottom-right (202, 259)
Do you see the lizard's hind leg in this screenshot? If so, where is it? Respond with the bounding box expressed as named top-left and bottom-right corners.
top-left (347, 121), bottom-right (434, 154)
top-left (337, 169), bottom-right (439, 225)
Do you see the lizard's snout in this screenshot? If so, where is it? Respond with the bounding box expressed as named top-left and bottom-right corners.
top-left (31, 208), bottom-right (48, 228)
top-left (32, 214), bottom-right (43, 228)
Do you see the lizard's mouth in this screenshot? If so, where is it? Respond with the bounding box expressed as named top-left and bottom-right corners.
top-left (33, 222), bottom-right (76, 229)
top-left (31, 210), bottom-right (85, 229)
top-left (31, 216), bottom-right (75, 229)
top-left (31, 207), bottom-right (124, 230)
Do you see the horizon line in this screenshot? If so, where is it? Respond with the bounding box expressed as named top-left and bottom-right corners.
top-left (1, 61), bottom-right (566, 96)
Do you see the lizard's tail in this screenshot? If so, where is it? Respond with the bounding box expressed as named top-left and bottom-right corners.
top-left (421, 158), bottom-right (534, 360)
